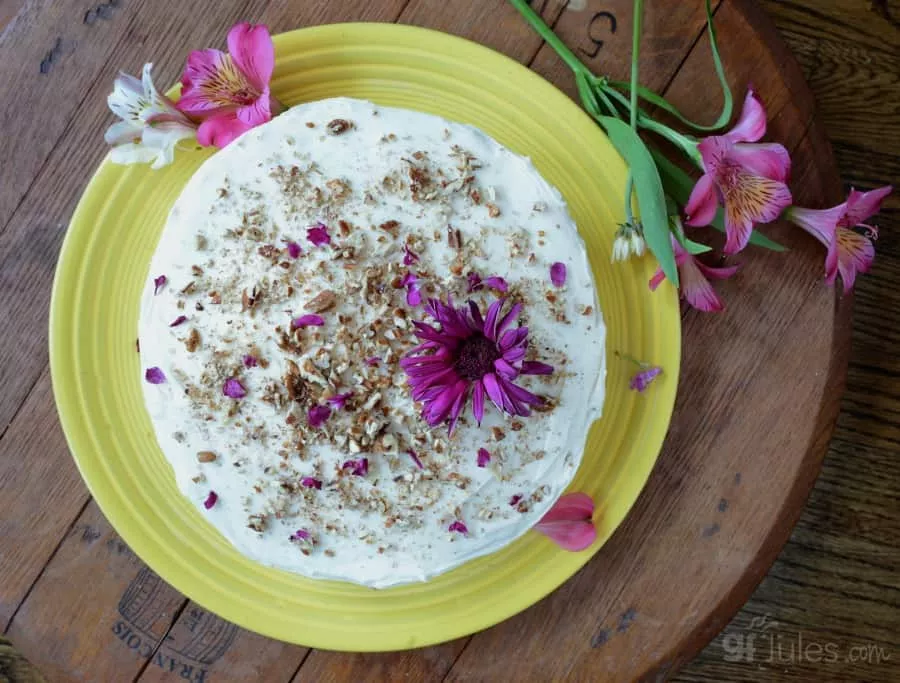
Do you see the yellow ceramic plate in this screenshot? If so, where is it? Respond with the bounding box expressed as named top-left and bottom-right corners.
top-left (50, 24), bottom-right (679, 650)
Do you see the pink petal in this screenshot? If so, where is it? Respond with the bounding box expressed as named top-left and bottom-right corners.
top-left (342, 458), bottom-right (368, 476)
top-left (153, 275), bottom-right (167, 295)
top-left (407, 449), bottom-right (424, 470)
top-left (648, 267), bottom-right (667, 292)
top-left (684, 173), bottom-right (719, 227)
top-left (533, 518), bottom-right (596, 551)
top-left (537, 492), bottom-right (593, 522)
top-left (307, 405), bottom-right (331, 428)
top-left (366, 356), bottom-right (381, 367)
top-left (169, 315), bottom-right (187, 327)
top-left (203, 491), bottom-right (218, 509)
top-left (406, 284), bottom-right (422, 307)
top-left (680, 257), bottom-right (726, 312)
top-left (835, 227), bottom-right (875, 292)
top-left (178, 49), bottom-right (232, 115)
top-left (326, 391), bottom-right (353, 409)
top-left (236, 94), bottom-right (271, 127)
top-left (300, 476), bottom-right (322, 490)
top-left (242, 354), bottom-right (258, 368)
top-left (533, 492), bottom-right (596, 551)
top-left (843, 186), bottom-right (893, 228)
top-left (724, 87), bottom-right (767, 144)
top-left (306, 223), bottom-right (331, 246)
top-left (722, 175), bottom-right (792, 254)
top-left (695, 261), bottom-right (741, 282)
top-left (223, 378), bottom-right (246, 399)
top-left (550, 262), bottom-right (567, 287)
top-left (509, 494), bottom-right (523, 507)
top-left (145, 367), bottom-right (166, 384)
top-left (729, 143), bottom-right (791, 183)
top-left (403, 244), bottom-right (420, 265)
top-left (629, 366), bottom-right (662, 392)
top-left (448, 520), bottom-right (468, 534)
top-left (226, 23), bottom-right (274, 93)
top-left (286, 241), bottom-right (302, 258)
top-left (697, 136), bottom-right (731, 175)
top-left (477, 447), bottom-right (491, 468)
top-left (196, 112), bottom-right (253, 148)
top-left (293, 314), bottom-right (325, 328)
top-left (787, 205), bottom-right (843, 248)
top-left (290, 528), bottom-right (310, 542)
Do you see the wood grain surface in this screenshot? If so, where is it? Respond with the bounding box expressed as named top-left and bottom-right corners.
top-left (0, 1), bottom-right (896, 681)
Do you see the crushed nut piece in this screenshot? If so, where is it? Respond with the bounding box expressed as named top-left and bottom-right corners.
top-left (327, 118), bottom-right (353, 135)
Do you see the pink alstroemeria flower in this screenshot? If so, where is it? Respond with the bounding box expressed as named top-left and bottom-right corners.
top-left (786, 186), bottom-right (893, 292)
top-left (650, 237), bottom-right (739, 313)
top-left (533, 493), bottom-right (596, 551)
top-left (685, 88), bottom-right (793, 254)
top-left (177, 23), bottom-right (280, 148)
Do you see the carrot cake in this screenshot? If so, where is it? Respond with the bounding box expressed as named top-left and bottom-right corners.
top-left (139, 97), bottom-right (605, 587)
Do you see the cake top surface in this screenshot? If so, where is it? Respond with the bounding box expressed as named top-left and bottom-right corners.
top-left (139, 97), bottom-right (605, 587)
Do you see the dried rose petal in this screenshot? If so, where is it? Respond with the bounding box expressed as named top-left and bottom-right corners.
top-left (306, 222), bottom-right (331, 247)
top-left (153, 275), bottom-right (167, 295)
top-left (169, 315), bottom-right (187, 327)
top-left (145, 367), bottom-right (166, 384)
top-left (550, 262), bottom-right (567, 288)
top-left (477, 447), bottom-right (491, 468)
top-left (203, 491), bottom-right (218, 509)
top-left (289, 529), bottom-right (310, 542)
top-left (307, 405), bottom-right (331, 428)
top-left (293, 314), bottom-right (325, 328)
top-left (402, 271), bottom-right (422, 306)
top-left (300, 476), bottom-right (322, 490)
top-left (630, 366), bottom-right (662, 392)
top-left (326, 391), bottom-right (353, 410)
top-left (448, 520), bottom-right (468, 534)
top-left (286, 241), bottom-right (302, 258)
top-left (467, 272), bottom-right (508, 293)
top-left (365, 356), bottom-right (381, 367)
top-left (242, 354), bottom-right (258, 368)
top-left (223, 378), bottom-right (246, 399)
top-left (407, 449), bottom-right (424, 470)
top-left (403, 244), bottom-right (419, 266)
top-left (342, 458), bottom-right (369, 476)
top-left (509, 494), bottom-right (523, 507)
top-left (521, 361), bottom-right (554, 375)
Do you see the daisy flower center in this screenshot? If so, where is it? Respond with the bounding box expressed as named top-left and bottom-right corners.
top-left (454, 334), bottom-right (501, 381)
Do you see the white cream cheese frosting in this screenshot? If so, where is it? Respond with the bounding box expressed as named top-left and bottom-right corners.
top-left (139, 97), bottom-right (606, 588)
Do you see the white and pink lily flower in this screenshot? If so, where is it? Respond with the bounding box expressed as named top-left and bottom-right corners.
top-left (684, 88), bottom-right (793, 255)
top-left (176, 23), bottom-right (281, 148)
top-left (786, 185), bottom-right (893, 292)
top-left (105, 63), bottom-right (197, 170)
top-left (650, 236), bottom-right (739, 313)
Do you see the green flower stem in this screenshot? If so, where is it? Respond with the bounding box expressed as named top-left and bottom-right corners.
top-left (624, 0), bottom-right (642, 224)
top-left (506, 0), bottom-right (588, 75)
top-left (629, 0), bottom-right (642, 132)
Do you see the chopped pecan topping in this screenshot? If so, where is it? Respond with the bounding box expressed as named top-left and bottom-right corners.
top-left (327, 118), bottom-right (353, 135)
top-left (487, 203), bottom-right (501, 218)
top-left (305, 290), bottom-right (336, 313)
top-left (379, 220), bottom-right (400, 236)
top-left (447, 225), bottom-right (462, 249)
top-left (197, 451), bottom-right (217, 463)
top-left (185, 328), bottom-right (201, 353)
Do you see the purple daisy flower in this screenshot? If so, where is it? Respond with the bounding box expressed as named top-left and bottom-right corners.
top-left (400, 296), bottom-right (552, 433)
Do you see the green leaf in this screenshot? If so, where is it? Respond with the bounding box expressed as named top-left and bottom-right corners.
top-left (650, 148), bottom-right (787, 252)
top-left (609, 0), bottom-right (732, 133)
top-left (599, 116), bottom-right (678, 286)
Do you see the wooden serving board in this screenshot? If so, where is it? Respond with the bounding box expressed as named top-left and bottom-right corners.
top-left (0, 0), bottom-right (849, 680)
